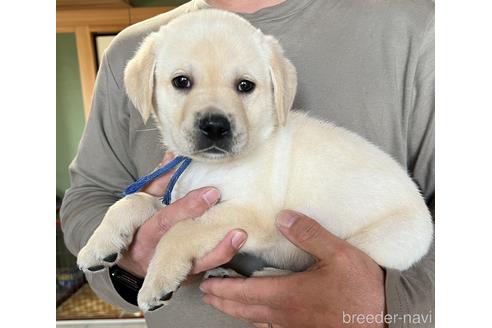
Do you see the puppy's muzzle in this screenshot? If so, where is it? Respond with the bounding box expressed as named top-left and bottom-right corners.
top-left (196, 113), bottom-right (233, 154)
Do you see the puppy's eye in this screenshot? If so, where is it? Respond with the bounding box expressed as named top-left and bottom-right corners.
top-left (172, 75), bottom-right (192, 90)
top-left (237, 80), bottom-right (255, 93)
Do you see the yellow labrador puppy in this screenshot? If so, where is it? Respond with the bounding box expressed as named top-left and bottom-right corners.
top-left (77, 9), bottom-right (433, 311)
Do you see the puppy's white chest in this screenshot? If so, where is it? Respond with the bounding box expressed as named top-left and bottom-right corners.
top-left (173, 129), bottom-right (292, 205)
top-left (172, 159), bottom-right (267, 205)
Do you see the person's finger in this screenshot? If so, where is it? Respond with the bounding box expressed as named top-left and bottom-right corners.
top-left (142, 152), bottom-right (176, 197)
top-left (149, 187), bottom-right (220, 236)
top-left (202, 294), bottom-right (279, 324)
top-left (276, 210), bottom-right (345, 260)
top-left (192, 229), bottom-right (247, 274)
top-left (200, 275), bottom-right (290, 307)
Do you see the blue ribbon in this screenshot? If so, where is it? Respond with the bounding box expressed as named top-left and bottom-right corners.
top-left (123, 155), bottom-right (192, 205)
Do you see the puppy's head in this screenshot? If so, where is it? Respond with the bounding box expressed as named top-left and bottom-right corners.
top-left (124, 9), bottom-right (297, 162)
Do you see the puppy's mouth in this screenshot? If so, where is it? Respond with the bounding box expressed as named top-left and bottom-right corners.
top-left (192, 136), bottom-right (235, 159)
top-left (196, 145), bottom-right (230, 155)
top-left (194, 145), bottom-right (231, 160)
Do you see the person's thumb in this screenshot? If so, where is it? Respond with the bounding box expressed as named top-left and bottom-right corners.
top-left (276, 210), bottom-right (342, 260)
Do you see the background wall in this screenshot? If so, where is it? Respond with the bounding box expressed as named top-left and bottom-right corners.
top-left (56, 0), bottom-right (189, 197)
top-left (57, 33), bottom-right (85, 196)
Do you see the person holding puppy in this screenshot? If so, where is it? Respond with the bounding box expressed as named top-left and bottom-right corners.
top-left (61, 0), bottom-right (434, 327)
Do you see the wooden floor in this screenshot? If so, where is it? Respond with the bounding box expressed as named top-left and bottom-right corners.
top-left (57, 318), bottom-right (146, 328)
top-left (57, 283), bottom-right (144, 321)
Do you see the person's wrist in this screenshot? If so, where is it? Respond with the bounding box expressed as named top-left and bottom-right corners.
top-left (117, 255), bottom-right (146, 279)
top-left (375, 265), bottom-right (388, 328)
top-left (109, 265), bottom-right (145, 306)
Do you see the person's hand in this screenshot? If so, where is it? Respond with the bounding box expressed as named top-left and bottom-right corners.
top-left (200, 210), bottom-right (386, 328)
top-left (118, 153), bottom-right (247, 278)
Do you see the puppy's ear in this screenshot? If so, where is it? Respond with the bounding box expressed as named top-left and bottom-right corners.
top-left (265, 35), bottom-right (297, 126)
top-left (124, 32), bottom-right (158, 124)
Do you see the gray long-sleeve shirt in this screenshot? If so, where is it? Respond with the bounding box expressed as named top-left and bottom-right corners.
top-left (60, 0), bottom-right (435, 327)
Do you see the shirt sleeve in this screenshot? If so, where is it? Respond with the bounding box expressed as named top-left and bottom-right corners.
top-left (59, 50), bottom-right (140, 313)
top-left (385, 12), bottom-right (435, 328)
top-left (58, 2), bottom-right (207, 313)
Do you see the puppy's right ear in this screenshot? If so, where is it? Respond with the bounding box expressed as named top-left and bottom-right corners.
top-left (124, 32), bottom-right (158, 124)
top-left (264, 35), bottom-right (297, 126)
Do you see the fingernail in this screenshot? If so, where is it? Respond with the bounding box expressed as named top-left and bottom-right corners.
top-left (199, 282), bottom-right (209, 293)
top-left (277, 211), bottom-right (298, 228)
top-left (201, 188), bottom-right (220, 206)
top-left (231, 231), bottom-right (247, 249)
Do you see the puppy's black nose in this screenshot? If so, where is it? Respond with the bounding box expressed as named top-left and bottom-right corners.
top-left (199, 114), bottom-right (231, 141)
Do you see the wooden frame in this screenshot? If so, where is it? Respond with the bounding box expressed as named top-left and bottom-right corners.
top-left (57, 6), bottom-right (175, 119)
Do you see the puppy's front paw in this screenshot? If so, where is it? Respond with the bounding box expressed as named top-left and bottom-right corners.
top-left (137, 257), bottom-right (194, 312)
top-left (137, 277), bottom-right (180, 312)
top-left (77, 226), bottom-right (132, 273)
top-left (77, 193), bottom-right (162, 273)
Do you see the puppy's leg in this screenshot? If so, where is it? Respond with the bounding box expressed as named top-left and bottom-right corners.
top-left (77, 192), bottom-right (162, 272)
top-left (137, 206), bottom-right (273, 311)
top-left (345, 211), bottom-right (433, 271)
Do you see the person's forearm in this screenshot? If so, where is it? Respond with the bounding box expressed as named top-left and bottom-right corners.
top-left (60, 185), bottom-right (144, 312)
top-left (60, 188), bottom-right (119, 255)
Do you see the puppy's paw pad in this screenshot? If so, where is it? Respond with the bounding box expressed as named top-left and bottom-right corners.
top-left (159, 291), bottom-right (173, 302)
top-left (103, 253), bottom-right (119, 263)
top-left (87, 265), bottom-right (105, 272)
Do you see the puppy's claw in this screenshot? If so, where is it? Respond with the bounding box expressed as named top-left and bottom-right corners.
top-left (103, 253), bottom-right (118, 263)
top-left (87, 265), bottom-right (105, 272)
top-left (148, 304), bottom-right (164, 311)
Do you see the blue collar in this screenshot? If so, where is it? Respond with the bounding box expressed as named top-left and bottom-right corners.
top-left (123, 156), bottom-right (192, 205)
